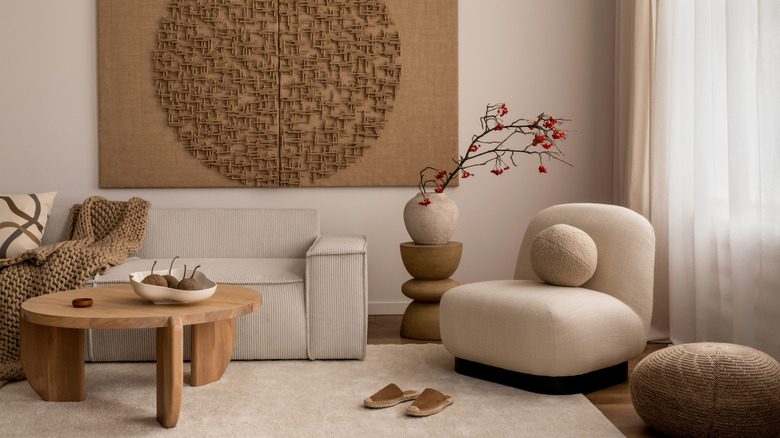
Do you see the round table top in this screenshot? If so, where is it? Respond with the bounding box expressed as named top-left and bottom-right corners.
top-left (21, 284), bottom-right (262, 329)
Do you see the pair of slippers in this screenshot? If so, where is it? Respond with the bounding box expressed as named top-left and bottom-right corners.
top-left (364, 383), bottom-right (453, 417)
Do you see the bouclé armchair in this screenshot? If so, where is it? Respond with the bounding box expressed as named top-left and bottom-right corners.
top-left (440, 203), bottom-right (655, 394)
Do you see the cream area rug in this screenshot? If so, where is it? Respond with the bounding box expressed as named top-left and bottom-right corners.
top-left (0, 344), bottom-right (622, 437)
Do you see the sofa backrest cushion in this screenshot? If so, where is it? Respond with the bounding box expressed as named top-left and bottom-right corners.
top-left (514, 203), bottom-right (655, 332)
top-left (42, 208), bottom-right (319, 259)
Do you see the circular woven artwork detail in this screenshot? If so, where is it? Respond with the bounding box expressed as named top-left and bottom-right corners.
top-left (630, 342), bottom-right (780, 438)
top-left (153, 0), bottom-right (401, 187)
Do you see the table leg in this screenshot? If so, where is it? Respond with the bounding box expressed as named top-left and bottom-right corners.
top-left (20, 316), bottom-right (84, 401)
top-left (156, 315), bottom-right (183, 428)
top-left (191, 318), bottom-right (236, 387)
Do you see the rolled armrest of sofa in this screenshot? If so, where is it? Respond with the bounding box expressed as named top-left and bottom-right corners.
top-left (305, 234), bottom-right (368, 360)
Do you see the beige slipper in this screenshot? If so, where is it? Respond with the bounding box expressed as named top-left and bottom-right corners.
top-left (364, 383), bottom-right (420, 408)
top-left (405, 388), bottom-right (453, 417)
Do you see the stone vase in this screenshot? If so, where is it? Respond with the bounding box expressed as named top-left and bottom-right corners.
top-left (403, 193), bottom-right (459, 245)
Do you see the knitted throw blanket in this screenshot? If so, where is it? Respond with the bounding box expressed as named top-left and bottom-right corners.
top-left (0, 196), bottom-right (150, 387)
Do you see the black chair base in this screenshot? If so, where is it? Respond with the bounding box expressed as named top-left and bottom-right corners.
top-left (454, 357), bottom-right (628, 395)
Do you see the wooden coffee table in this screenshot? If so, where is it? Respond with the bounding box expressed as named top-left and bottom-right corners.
top-left (20, 284), bottom-right (262, 428)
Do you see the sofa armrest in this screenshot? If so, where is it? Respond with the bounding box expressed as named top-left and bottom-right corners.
top-left (305, 234), bottom-right (368, 359)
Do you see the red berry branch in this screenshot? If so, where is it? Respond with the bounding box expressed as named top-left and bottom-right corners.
top-left (417, 103), bottom-right (572, 205)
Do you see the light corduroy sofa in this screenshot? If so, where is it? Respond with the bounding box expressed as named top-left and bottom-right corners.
top-left (41, 208), bottom-right (368, 361)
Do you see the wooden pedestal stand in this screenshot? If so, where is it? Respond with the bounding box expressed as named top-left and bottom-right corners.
top-left (399, 241), bottom-right (462, 340)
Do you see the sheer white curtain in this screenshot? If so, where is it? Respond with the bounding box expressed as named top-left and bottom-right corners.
top-left (616, 0), bottom-right (780, 359)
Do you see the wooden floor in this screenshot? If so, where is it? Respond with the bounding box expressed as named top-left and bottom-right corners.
top-left (368, 315), bottom-right (670, 438)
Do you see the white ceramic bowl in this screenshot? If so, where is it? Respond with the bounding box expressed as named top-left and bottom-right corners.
top-left (129, 268), bottom-right (216, 304)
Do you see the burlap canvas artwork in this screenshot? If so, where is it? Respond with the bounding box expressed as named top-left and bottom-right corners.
top-left (98, 0), bottom-right (458, 188)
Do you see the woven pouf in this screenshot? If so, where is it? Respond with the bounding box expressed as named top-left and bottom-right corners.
top-left (631, 342), bottom-right (780, 438)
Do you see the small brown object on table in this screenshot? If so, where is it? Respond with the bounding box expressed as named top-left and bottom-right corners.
top-left (399, 241), bottom-right (462, 340)
top-left (71, 298), bottom-right (93, 307)
top-left (20, 284), bottom-right (262, 428)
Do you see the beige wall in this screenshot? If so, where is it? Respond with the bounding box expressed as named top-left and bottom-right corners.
top-left (0, 0), bottom-right (615, 314)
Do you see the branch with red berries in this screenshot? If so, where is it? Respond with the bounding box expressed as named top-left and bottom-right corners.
top-left (417, 103), bottom-right (572, 205)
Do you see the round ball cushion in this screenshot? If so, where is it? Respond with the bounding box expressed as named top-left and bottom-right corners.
top-left (631, 343), bottom-right (780, 438)
top-left (530, 224), bottom-right (597, 287)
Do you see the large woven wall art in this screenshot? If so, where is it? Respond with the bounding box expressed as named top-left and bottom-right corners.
top-left (98, 0), bottom-right (458, 188)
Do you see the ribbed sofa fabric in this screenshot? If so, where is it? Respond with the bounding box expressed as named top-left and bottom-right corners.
top-left (306, 234), bottom-right (368, 360)
top-left (41, 208), bottom-right (368, 361)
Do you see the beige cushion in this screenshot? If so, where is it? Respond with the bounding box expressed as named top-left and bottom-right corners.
top-left (0, 191), bottom-right (57, 259)
top-left (531, 224), bottom-right (597, 287)
top-left (440, 280), bottom-right (647, 376)
top-left (88, 257), bottom-right (305, 286)
top-left (83, 257), bottom-right (308, 361)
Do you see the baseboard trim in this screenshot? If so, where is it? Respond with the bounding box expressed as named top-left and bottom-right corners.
top-left (454, 358), bottom-right (628, 395)
top-left (368, 301), bottom-right (410, 315)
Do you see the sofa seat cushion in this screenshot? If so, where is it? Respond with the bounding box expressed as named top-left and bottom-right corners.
top-left (440, 279), bottom-right (647, 377)
top-left (81, 257), bottom-right (308, 361)
top-left (86, 257), bottom-right (305, 287)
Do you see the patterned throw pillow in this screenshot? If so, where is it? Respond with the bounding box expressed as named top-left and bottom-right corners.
top-left (0, 192), bottom-right (57, 259)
